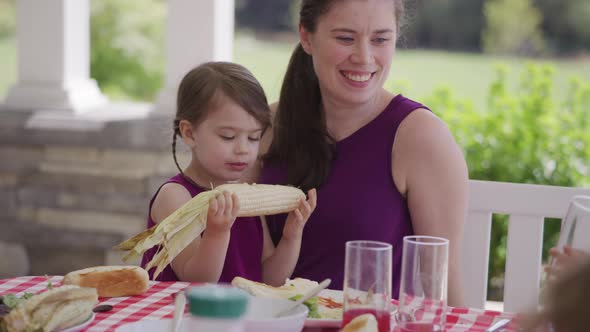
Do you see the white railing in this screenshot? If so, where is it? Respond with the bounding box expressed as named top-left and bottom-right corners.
top-left (462, 180), bottom-right (590, 312)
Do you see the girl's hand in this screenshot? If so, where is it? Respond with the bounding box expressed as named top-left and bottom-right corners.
top-left (544, 245), bottom-right (589, 284)
top-left (283, 189), bottom-right (317, 241)
top-left (206, 191), bottom-right (240, 235)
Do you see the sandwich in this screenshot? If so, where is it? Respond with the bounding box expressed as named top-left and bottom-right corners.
top-left (2, 285), bottom-right (98, 332)
top-left (342, 313), bottom-right (379, 332)
top-left (62, 265), bottom-right (149, 297)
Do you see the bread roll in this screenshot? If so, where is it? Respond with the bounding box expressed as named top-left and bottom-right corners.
top-left (62, 266), bottom-right (149, 297)
top-left (342, 313), bottom-right (379, 332)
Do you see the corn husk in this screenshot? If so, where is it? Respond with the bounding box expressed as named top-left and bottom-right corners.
top-left (115, 183), bottom-right (305, 279)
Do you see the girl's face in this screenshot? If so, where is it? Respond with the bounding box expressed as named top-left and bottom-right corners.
top-left (300, 0), bottom-right (397, 107)
top-left (182, 93), bottom-right (263, 185)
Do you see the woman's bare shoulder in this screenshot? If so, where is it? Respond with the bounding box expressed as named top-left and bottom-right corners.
top-left (392, 108), bottom-right (466, 192)
top-left (397, 108), bottom-right (457, 152)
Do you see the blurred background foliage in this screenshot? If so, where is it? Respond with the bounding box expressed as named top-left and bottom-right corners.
top-left (90, 0), bottom-right (166, 100)
top-left (482, 0), bottom-right (545, 56)
top-left (0, 0), bottom-right (588, 301)
top-left (424, 65), bottom-right (590, 298)
top-left (0, 0), bottom-right (15, 39)
top-left (238, 0), bottom-right (590, 54)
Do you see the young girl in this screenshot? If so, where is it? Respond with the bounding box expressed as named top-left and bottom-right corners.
top-left (141, 62), bottom-right (317, 286)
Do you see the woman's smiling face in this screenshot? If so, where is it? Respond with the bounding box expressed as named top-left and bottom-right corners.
top-left (300, 0), bottom-right (397, 106)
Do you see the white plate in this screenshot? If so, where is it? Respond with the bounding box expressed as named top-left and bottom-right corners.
top-left (304, 289), bottom-right (343, 328)
top-left (304, 317), bottom-right (341, 328)
top-left (59, 312), bottom-right (95, 332)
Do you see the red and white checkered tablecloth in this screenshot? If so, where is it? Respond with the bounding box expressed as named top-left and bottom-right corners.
top-left (0, 276), bottom-right (518, 332)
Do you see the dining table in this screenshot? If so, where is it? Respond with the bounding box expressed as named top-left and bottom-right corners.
top-left (0, 276), bottom-right (518, 332)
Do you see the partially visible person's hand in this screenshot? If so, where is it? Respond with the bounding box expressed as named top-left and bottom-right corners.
top-left (282, 189), bottom-right (317, 241)
top-left (206, 191), bottom-right (240, 234)
top-left (544, 246), bottom-right (589, 285)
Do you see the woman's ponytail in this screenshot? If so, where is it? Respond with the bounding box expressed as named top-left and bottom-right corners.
top-left (264, 43), bottom-right (334, 191)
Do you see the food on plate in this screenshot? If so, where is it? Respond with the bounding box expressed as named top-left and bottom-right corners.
top-left (341, 313), bottom-right (378, 332)
top-left (2, 285), bottom-right (98, 332)
top-left (231, 276), bottom-right (318, 299)
top-left (62, 265), bottom-right (149, 297)
top-left (115, 183), bottom-right (305, 279)
top-left (316, 294), bottom-right (344, 319)
top-left (231, 276), bottom-right (343, 319)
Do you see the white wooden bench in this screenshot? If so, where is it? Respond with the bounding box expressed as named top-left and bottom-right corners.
top-left (462, 180), bottom-right (590, 312)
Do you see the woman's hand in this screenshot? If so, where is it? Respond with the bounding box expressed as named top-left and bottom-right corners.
top-left (206, 191), bottom-right (240, 234)
top-left (545, 246), bottom-right (589, 284)
top-left (282, 189), bottom-right (317, 240)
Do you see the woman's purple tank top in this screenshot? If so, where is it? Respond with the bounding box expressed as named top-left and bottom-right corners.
top-left (141, 174), bottom-right (263, 283)
top-left (261, 94), bottom-right (427, 298)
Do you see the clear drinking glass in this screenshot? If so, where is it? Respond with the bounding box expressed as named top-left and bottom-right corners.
top-left (395, 236), bottom-right (449, 332)
top-left (543, 196), bottom-right (590, 332)
top-left (342, 240), bottom-right (393, 332)
top-left (554, 196), bottom-right (590, 253)
top-left (548, 195), bottom-right (590, 277)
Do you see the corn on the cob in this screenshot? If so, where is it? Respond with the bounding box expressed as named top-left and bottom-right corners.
top-left (115, 183), bottom-right (306, 279)
top-left (216, 183), bottom-right (304, 217)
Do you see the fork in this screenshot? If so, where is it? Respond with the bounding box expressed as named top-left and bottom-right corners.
top-left (486, 318), bottom-right (511, 332)
top-left (171, 291), bottom-right (186, 332)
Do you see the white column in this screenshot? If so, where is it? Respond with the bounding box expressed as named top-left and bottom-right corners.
top-left (2, 0), bottom-right (106, 113)
top-left (154, 0), bottom-right (234, 114)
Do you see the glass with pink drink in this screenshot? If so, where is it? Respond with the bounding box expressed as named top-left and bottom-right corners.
top-left (342, 240), bottom-right (392, 332)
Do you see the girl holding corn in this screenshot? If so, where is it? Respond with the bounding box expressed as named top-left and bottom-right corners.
top-left (256, 0), bottom-right (469, 306)
top-left (141, 62), bottom-right (317, 284)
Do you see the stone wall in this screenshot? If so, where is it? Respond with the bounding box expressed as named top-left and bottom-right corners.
top-left (0, 106), bottom-right (189, 277)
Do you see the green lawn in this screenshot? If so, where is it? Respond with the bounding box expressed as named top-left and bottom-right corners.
top-left (235, 36), bottom-right (590, 110)
top-left (0, 35), bottom-right (588, 109)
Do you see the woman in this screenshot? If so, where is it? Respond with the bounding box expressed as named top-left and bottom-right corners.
top-left (252, 0), bottom-right (468, 306)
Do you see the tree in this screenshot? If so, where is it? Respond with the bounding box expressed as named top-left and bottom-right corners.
top-left (0, 0), bottom-right (15, 39)
top-left (403, 0), bottom-right (486, 51)
top-left (482, 0), bottom-right (545, 56)
top-left (535, 0), bottom-right (590, 54)
top-left (236, 0), bottom-right (293, 32)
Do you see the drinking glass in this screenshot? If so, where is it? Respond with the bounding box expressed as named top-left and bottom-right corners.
top-left (554, 196), bottom-right (590, 253)
top-left (547, 196), bottom-right (590, 279)
top-left (543, 196), bottom-right (590, 332)
top-left (342, 240), bottom-right (392, 332)
top-left (395, 236), bottom-right (448, 332)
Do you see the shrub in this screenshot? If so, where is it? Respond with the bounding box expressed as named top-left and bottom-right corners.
top-left (426, 63), bottom-right (590, 300)
top-left (90, 0), bottom-right (165, 100)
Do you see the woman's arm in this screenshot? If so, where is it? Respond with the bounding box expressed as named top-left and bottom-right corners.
top-left (260, 189), bottom-right (317, 286)
top-left (392, 109), bottom-right (469, 307)
top-left (152, 185), bottom-right (237, 282)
